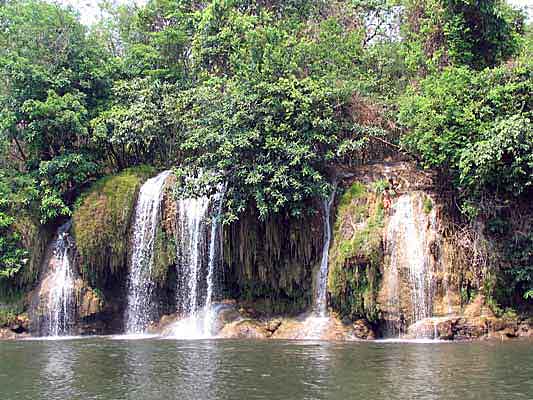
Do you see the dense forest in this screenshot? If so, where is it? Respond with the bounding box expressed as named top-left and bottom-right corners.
top-left (0, 0), bottom-right (531, 316)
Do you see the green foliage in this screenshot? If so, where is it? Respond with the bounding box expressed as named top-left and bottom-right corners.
top-left (442, 0), bottom-right (523, 69)
top-left (503, 231), bottom-right (533, 303)
top-left (422, 195), bottom-right (433, 214)
top-left (0, 0), bottom-right (114, 223)
top-left (0, 207), bottom-right (27, 280)
top-left (0, 0), bottom-right (531, 313)
top-left (0, 307), bottom-right (18, 327)
top-left (399, 63), bottom-right (532, 204)
top-left (329, 183), bottom-right (384, 322)
top-left (91, 78), bottom-right (177, 169)
top-left (175, 76), bottom-right (362, 219)
top-left (72, 166), bottom-right (155, 286)
top-left (401, 0), bottom-right (524, 72)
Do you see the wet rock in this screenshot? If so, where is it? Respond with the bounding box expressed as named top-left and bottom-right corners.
top-left (266, 319), bottom-right (282, 335)
top-left (218, 307), bottom-right (241, 325)
top-left (269, 318), bottom-right (307, 339)
top-left (77, 284), bottom-right (104, 318)
top-left (435, 318), bottom-right (455, 340)
top-left (517, 320), bottom-right (532, 337)
top-left (453, 317), bottom-right (488, 339)
top-left (0, 327), bottom-right (29, 340)
top-left (352, 319), bottom-right (376, 340)
top-left (403, 314), bottom-right (529, 341)
top-left (463, 294), bottom-right (494, 318)
top-left (218, 319), bottom-right (269, 339)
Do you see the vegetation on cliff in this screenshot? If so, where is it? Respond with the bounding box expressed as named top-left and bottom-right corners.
top-left (0, 0), bottom-right (530, 312)
top-left (72, 166), bottom-right (155, 286)
top-left (328, 183), bottom-right (384, 322)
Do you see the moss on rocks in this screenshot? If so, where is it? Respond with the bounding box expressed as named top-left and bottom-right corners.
top-left (328, 182), bottom-right (384, 323)
top-left (222, 207), bottom-right (323, 315)
top-left (10, 214), bottom-right (52, 289)
top-left (72, 166), bottom-right (155, 286)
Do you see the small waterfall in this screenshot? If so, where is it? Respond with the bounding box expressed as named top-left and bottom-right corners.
top-left (171, 191), bottom-right (224, 339)
top-left (303, 182), bottom-right (337, 339)
top-left (384, 193), bottom-right (437, 335)
top-left (202, 191), bottom-right (225, 336)
top-left (175, 196), bottom-right (210, 324)
top-left (314, 182), bottom-right (338, 317)
top-left (37, 221), bottom-right (76, 337)
top-left (125, 170), bottom-right (171, 334)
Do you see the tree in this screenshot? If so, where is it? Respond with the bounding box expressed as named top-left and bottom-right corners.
top-left (0, 0), bottom-right (113, 222)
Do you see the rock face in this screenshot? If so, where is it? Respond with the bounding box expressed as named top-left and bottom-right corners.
top-left (12, 162), bottom-right (530, 341)
top-left (405, 315), bottom-right (531, 340)
top-left (222, 207), bottom-right (324, 315)
top-left (28, 222), bottom-right (115, 336)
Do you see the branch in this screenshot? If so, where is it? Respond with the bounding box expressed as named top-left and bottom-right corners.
top-left (12, 137), bottom-right (27, 162)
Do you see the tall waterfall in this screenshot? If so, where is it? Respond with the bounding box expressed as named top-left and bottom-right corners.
top-left (125, 170), bottom-right (171, 334)
top-left (170, 191), bottom-right (224, 339)
top-left (314, 182), bottom-right (338, 317)
top-left (42, 221), bottom-right (76, 337)
top-left (203, 191), bottom-right (225, 335)
top-left (384, 192), bottom-right (437, 334)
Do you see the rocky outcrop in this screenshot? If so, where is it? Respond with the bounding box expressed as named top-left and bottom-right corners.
top-left (405, 315), bottom-right (531, 340)
top-left (222, 207), bottom-right (324, 315)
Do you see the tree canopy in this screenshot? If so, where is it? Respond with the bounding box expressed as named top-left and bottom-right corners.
top-left (0, 0), bottom-right (530, 299)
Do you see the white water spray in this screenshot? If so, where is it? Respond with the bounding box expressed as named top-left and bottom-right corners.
top-left (304, 182), bottom-right (337, 339)
top-left (385, 193), bottom-right (437, 332)
top-left (125, 170), bottom-right (171, 334)
top-left (44, 222), bottom-right (75, 337)
top-left (171, 190), bottom-right (224, 339)
top-left (314, 181), bottom-right (338, 317)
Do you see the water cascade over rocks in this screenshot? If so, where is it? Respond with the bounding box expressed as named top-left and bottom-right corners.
top-left (381, 192), bottom-right (439, 337)
top-left (125, 170), bottom-right (172, 334)
top-left (36, 221), bottom-right (76, 337)
top-left (169, 190), bottom-right (224, 339)
top-left (305, 182), bottom-right (337, 338)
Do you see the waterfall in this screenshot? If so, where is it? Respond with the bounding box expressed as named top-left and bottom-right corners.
top-left (125, 170), bottom-right (171, 334)
top-left (42, 221), bottom-right (76, 337)
top-left (303, 182), bottom-right (337, 339)
top-left (314, 181), bottom-right (338, 317)
top-left (203, 190), bottom-right (225, 336)
top-left (384, 193), bottom-right (437, 334)
top-left (170, 191), bottom-right (224, 339)
top-left (176, 196), bottom-right (210, 323)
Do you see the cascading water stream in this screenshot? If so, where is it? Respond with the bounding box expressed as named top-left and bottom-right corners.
top-left (43, 221), bottom-right (75, 337)
top-left (384, 193), bottom-right (436, 337)
top-left (304, 181), bottom-right (337, 339)
top-left (314, 181), bottom-right (338, 317)
top-left (170, 190), bottom-right (224, 339)
top-left (202, 190), bottom-right (225, 336)
top-left (175, 196), bottom-right (210, 331)
top-left (125, 170), bottom-right (171, 334)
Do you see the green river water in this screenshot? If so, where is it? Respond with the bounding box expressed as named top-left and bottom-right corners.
top-left (0, 338), bottom-right (532, 400)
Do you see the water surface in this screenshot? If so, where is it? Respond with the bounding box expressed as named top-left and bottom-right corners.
top-left (0, 338), bottom-right (532, 400)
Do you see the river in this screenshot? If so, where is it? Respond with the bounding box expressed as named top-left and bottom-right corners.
top-left (0, 338), bottom-right (532, 399)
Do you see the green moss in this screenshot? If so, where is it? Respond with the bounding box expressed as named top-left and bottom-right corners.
top-left (423, 195), bottom-right (433, 214)
top-left (9, 215), bottom-right (52, 289)
top-left (152, 226), bottom-right (177, 285)
top-left (222, 207), bottom-right (321, 314)
top-left (328, 182), bottom-right (385, 322)
top-left (0, 295), bottom-right (23, 327)
top-left (72, 166), bottom-right (156, 286)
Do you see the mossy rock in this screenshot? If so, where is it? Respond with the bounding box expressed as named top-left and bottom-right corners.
top-left (328, 182), bottom-right (384, 322)
top-left (222, 206), bottom-right (322, 314)
top-left (11, 214), bottom-right (52, 289)
top-left (72, 166), bottom-right (156, 286)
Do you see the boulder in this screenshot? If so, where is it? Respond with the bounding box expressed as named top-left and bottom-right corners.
top-left (352, 319), bottom-right (376, 340)
top-left (218, 319), bottom-right (270, 339)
